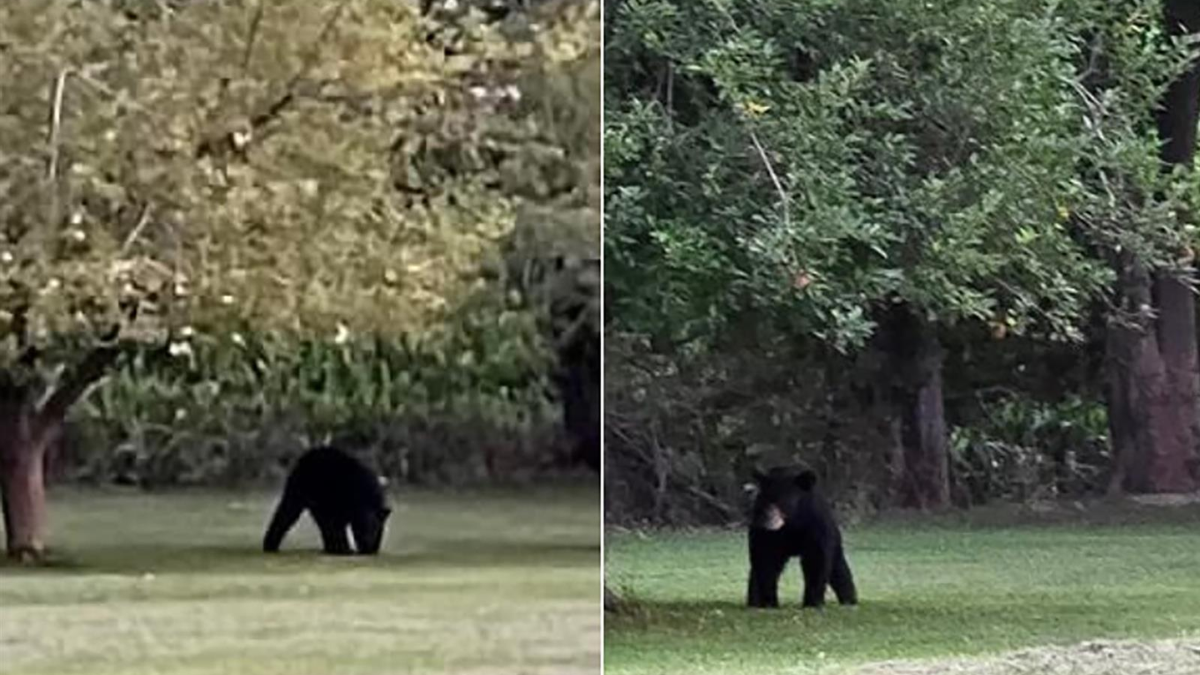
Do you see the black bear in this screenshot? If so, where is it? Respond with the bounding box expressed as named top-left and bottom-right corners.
top-left (263, 446), bottom-right (391, 555)
top-left (746, 467), bottom-right (857, 608)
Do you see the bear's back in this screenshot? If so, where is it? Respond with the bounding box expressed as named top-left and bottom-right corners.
top-left (291, 446), bottom-right (385, 510)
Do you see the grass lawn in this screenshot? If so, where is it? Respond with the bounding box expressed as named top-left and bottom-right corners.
top-left (605, 505), bottom-right (1200, 674)
top-left (0, 482), bottom-right (600, 675)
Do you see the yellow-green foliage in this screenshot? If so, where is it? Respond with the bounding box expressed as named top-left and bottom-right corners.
top-left (0, 0), bottom-right (600, 483)
top-left (0, 0), bottom-right (600, 357)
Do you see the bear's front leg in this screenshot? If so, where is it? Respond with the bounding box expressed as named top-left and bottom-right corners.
top-left (747, 572), bottom-right (768, 607)
top-left (748, 567), bottom-right (784, 608)
top-left (315, 514), bottom-right (354, 555)
top-left (747, 532), bottom-right (786, 608)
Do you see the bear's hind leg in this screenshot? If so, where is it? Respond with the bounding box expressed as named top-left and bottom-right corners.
top-left (263, 492), bottom-right (305, 552)
top-left (799, 552), bottom-right (832, 608)
top-left (830, 545), bottom-right (858, 605)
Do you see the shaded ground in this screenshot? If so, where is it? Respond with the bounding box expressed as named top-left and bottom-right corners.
top-left (0, 483), bottom-right (600, 675)
top-left (853, 639), bottom-right (1200, 675)
top-left (605, 502), bottom-right (1200, 675)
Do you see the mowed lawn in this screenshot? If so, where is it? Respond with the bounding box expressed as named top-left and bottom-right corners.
top-left (605, 506), bottom-right (1200, 674)
top-left (0, 483), bottom-right (600, 675)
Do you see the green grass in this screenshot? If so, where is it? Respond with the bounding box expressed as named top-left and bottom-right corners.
top-left (0, 483), bottom-right (600, 675)
top-left (605, 509), bottom-right (1200, 674)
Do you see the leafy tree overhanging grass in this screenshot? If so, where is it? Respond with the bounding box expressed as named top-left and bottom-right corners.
top-left (604, 0), bottom-right (1200, 512)
top-left (0, 0), bottom-right (600, 561)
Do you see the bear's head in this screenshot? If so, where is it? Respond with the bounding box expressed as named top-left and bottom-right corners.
top-left (747, 467), bottom-right (817, 531)
top-left (351, 505), bottom-right (392, 555)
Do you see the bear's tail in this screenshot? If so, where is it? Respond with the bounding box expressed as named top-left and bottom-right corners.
top-left (263, 490), bottom-right (304, 553)
top-left (796, 470), bottom-right (817, 491)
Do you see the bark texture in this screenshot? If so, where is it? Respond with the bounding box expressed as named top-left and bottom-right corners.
top-left (1106, 0), bottom-right (1200, 494)
top-left (0, 345), bottom-right (118, 562)
top-left (882, 304), bottom-right (950, 509)
top-left (0, 386), bottom-right (50, 562)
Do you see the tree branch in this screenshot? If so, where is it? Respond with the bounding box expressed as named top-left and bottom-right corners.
top-left (242, 1), bottom-right (266, 74)
top-left (34, 343), bottom-right (121, 442)
top-left (119, 204), bottom-right (153, 254)
top-left (198, 0), bottom-right (349, 159)
top-left (250, 0), bottom-right (349, 134)
top-left (45, 68), bottom-right (72, 232)
top-left (748, 128), bottom-right (791, 227)
top-left (47, 68), bottom-right (71, 182)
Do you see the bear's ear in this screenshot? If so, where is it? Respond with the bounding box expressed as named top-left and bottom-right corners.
top-left (743, 482), bottom-right (759, 495)
top-left (795, 470), bottom-right (817, 490)
top-left (377, 476), bottom-right (390, 488)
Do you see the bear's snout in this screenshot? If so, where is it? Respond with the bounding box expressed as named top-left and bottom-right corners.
top-left (757, 504), bottom-right (786, 531)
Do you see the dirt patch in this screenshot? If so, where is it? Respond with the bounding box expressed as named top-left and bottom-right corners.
top-left (851, 639), bottom-right (1200, 675)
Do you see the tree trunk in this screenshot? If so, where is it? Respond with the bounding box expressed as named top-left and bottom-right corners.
top-left (0, 388), bottom-right (51, 562)
top-left (0, 345), bottom-right (120, 562)
top-left (881, 304), bottom-right (950, 509)
top-left (1105, 256), bottom-right (1197, 493)
top-left (1106, 0), bottom-right (1200, 495)
top-left (1, 445), bottom-right (50, 562)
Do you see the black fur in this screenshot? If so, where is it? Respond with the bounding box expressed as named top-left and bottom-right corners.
top-left (263, 446), bottom-right (391, 555)
top-left (746, 468), bottom-right (857, 608)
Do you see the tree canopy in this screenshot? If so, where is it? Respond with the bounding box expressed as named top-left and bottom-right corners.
top-left (0, 0), bottom-right (600, 559)
top-left (2, 0), bottom-right (598, 355)
top-left (604, 0), bottom-right (1200, 521)
top-left (606, 0), bottom-right (1193, 351)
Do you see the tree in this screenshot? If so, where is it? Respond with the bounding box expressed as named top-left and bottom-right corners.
top-left (0, 0), bottom-right (600, 560)
top-left (501, 51), bottom-right (602, 471)
top-left (605, 0), bottom-right (1169, 508)
top-left (1104, 0), bottom-right (1200, 494)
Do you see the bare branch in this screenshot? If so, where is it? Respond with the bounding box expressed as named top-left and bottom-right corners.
top-left (1068, 78), bottom-right (1108, 144)
top-left (1075, 33), bottom-right (1104, 86)
top-left (665, 61), bottom-right (674, 114)
top-left (34, 343), bottom-right (121, 441)
top-left (251, 0), bottom-right (350, 135)
top-left (198, 0), bottom-right (351, 160)
top-left (748, 128), bottom-right (791, 227)
top-left (242, 1), bottom-right (266, 74)
top-left (120, 204), bottom-right (153, 254)
top-left (47, 68), bottom-right (71, 182)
